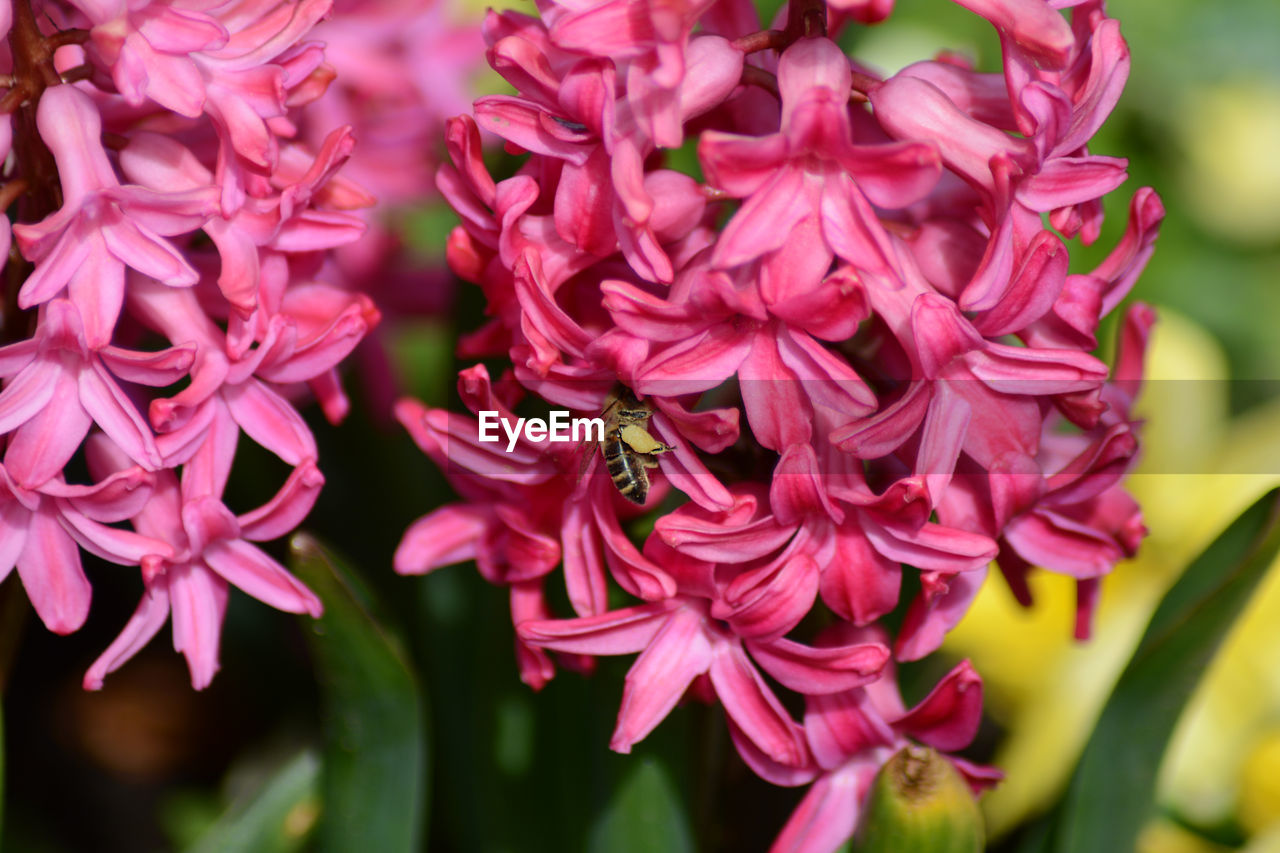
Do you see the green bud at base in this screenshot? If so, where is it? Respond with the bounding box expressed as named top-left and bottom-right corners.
top-left (858, 745), bottom-right (985, 853)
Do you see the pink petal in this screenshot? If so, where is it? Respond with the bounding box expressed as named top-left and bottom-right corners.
top-left (203, 539), bottom-right (322, 616)
top-left (770, 444), bottom-right (843, 526)
top-left (864, 514), bottom-right (996, 573)
top-left (17, 504), bottom-right (90, 634)
top-left (553, 0), bottom-right (652, 58)
top-left (832, 382), bottom-right (929, 458)
top-left (777, 326), bottom-right (877, 417)
top-left (83, 583), bottom-right (172, 690)
top-left (717, 552), bottom-right (820, 641)
top-left (818, 526), bottom-right (901, 625)
top-left (1059, 19), bottom-right (1130, 153)
top-left (709, 643), bottom-right (808, 766)
top-left (972, 229), bottom-right (1068, 335)
top-left (80, 361), bottom-right (163, 469)
top-left (1016, 155), bottom-right (1128, 212)
top-left (0, 357), bottom-right (62, 436)
top-left (648, 412), bottom-right (735, 512)
top-left (271, 210), bottom-right (366, 251)
top-left (678, 36), bottom-right (745, 121)
top-left (747, 636), bottom-right (889, 695)
top-left (17, 227), bottom-right (92, 307)
top-left (38, 85), bottom-right (119, 202)
top-left (712, 167), bottom-right (811, 268)
top-left (610, 607), bottom-right (714, 753)
top-left (0, 494), bottom-right (28, 579)
top-left (727, 719), bottom-right (820, 787)
top-left (1003, 508), bottom-right (1122, 577)
top-left (474, 96), bottom-right (592, 166)
top-left (740, 330), bottom-right (811, 452)
top-left (561, 495), bottom-right (608, 616)
top-left (768, 267), bottom-right (869, 342)
top-left (223, 379), bottom-right (317, 466)
top-left (777, 37), bottom-right (852, 112)
top-left (819, 172), bottom-right (896, 272)
top-left (804, 690), bottom-right (897, 767)
top-left (651, 397), bottom-right (740, 453)
top-left (952, 0), bottom-right (1073, 67)
top-left (593, 501), bottom-right (678, 599)
top-left (59, 503), bottom-right (171, 565)
top-left (5, 380), bottom-right (94, 488)
top-left (894, 568), bottom-right (989, 661)
top-left (870, 76), bottom-right (1031, 191)
top-left (1093, 187), bottom-right (1164, 315)
top-left (169, 563), bottom-right (229, 690)
top-left (512, 252), bottom-right (593, 359)
top-left (100, 343), bottom-right (196, 386)
top-left (890, 659), bottom-right (983, 751)
top-left (837, 141), bottom-right (942, 209)
top-left (655, 492), bottom-right (794, 563)
top-left (67, 239), bottom-right (126, 348)
top-left (394, 503), bottom-right (487, 574)
top-left (517, 600), bottom-right (682, 655)
top-left (699, 130), bottom-right (790, 198)
top-left (601, 279), bottom-right (707, 343)
top-left (968, 340), bottom-right (1108, 394)
top-left (237, 460), bottom-right (324, 540)
top-left (769, 766), bottom-right (869, 853)
top-left (637, 323), bottom-right (753, 394)
top-left (555, 154), bottom-right (617, 257)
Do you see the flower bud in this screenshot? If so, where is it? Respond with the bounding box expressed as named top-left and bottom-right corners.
top-left (859, 745), bottom-right (984, 853)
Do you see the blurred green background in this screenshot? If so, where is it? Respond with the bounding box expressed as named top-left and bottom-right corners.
top-left (3, 0), bottom-right (1279, 850)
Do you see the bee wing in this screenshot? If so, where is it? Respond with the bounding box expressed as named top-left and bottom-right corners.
top-left (575, 436), bottom-right (600, 483)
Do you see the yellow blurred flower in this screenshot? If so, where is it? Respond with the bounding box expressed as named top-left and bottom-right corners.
top-left (1238, 730), bottom-right (1280, 835)
top-left (1176, 79), bottom-right (1280, 245)
top-left (943, 309), bottom-right (1280, 838)
top-left (1137, 818), bottom-right (1231, 853)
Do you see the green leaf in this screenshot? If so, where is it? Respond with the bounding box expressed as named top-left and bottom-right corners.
top-left (1043, 488), bottom-right (1280, 853)
top-left (186, 750), bottom-right (320, 853)
top-left (290, 534), bottom-right (428, 853)
top-left (587, 758), bottom-right (694, 853)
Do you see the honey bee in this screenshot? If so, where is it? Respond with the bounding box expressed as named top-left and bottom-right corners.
top-left (598, 388), bottom-right (675, 505)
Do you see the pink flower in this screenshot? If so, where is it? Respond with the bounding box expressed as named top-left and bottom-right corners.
top-left (83, 435), bottom-right (323, 690)
top-left (119, 128), bottom-right (366, 317)
top-left (0, 0), bottom-right (378, 687)
top-left (0, 299), bottom-right (190, 487)
top-left (519, 575), bottom-right (889, 760)
top-left (0, 455), bottom-right (168, 635)
top-left (768, 631), bottom-right (999, 853)
top-left (13, 85), bottom-right (215, 347)
top-left (700, 37), bottom-right (939, 285)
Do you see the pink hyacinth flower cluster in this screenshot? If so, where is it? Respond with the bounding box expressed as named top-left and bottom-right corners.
top-left (0, 0), bottom-right (434, 690)
top-left (398, 0), bottom-right (1163, 848)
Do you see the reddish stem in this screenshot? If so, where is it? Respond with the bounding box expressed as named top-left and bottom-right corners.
top-left (732, 30), bottom-right (786, 55)
top-left (850, 68), bottom-right (882, 98)
top-left (732, 0), bottom-right (830, 57)
top-left (4, 0), bottom-right (73, 344)
top-left (0, 179), bottom-right (29, 211)
top-left (46, 28), bottom-right (89, 49)
top-left (784, 0), bottom-right (827, 40)
top-left (740, 65), bottom-right (779, 99)
top-left (59, 63), bottom-right (93, 84)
